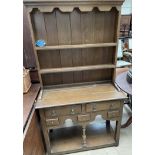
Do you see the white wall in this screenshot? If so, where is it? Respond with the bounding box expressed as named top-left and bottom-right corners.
top-left (121, 0), bottom-right (132, 15)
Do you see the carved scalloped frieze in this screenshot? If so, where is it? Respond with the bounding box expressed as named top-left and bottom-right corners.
top-left (116, 6), bottom-right (121, 11)
top-left (27, 7), bottom-right (33, 13)
top-left (38, 6), bottom-right (55, 12)
top-left (79, 6), bottom-right (94, 12)
top-left (28, 5), bottom-right (119, 13)
top-left (98, 6), bottom-right (112, 11)
top-left (59, 6), bottom-right (74, 12)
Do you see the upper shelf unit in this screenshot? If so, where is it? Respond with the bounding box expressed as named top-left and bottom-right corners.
top-left (24, 0), bottom-right (124, 87)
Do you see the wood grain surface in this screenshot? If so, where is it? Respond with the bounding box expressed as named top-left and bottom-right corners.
top-left (36, 83), bottom-right (126, 108)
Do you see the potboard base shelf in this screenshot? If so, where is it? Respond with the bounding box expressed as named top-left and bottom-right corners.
top-left (49, 122), bottom-right (116, 155)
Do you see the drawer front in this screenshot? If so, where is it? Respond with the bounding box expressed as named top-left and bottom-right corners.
top-left (78, 114), bottom-right (90, 122)
top-left (90, 111), bottom-right (107, 120)
top-left (46, 118), bottom-right (59, 126)
top-left (45, 105), bottom-right (81, 118)
top-left (86, 101), bottom-right (120, 112)
top-left (59, 115), bottom-right (78, 124)
top-left (107, 110), bottom-right (120, 118)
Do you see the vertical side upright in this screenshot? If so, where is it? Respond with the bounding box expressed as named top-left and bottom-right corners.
top-left (114, 100), bottom-right (124, 145)
top-left (113, 8), bottom-right (121, 83)
top-left (26, 8), bottom-right (43, 88)
top-left (39, 109), bottom-right (51, 155)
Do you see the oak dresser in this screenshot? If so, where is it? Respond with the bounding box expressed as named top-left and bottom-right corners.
top-left (23, 0), bottom-right (126, 154)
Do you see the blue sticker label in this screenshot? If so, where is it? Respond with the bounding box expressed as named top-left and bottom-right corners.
top-left (35, 40), bottom-right (46, 47)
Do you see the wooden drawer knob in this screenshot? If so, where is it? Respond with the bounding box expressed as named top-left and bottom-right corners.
top-left (70, 108), bottom-right (75, 115)
top-left (51, 110), bottom-right (57, 116)
top-left (110, 103), bottom-right (114, 109)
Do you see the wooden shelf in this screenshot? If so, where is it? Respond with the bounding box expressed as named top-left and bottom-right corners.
top-left (36, 43), bottom-right (117, 51)
top-left (49, 122), bottom-right (115, 154)
top-left (39, 64), bottom-right (115, 74)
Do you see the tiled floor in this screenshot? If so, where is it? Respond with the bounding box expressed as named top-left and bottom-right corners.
top-left (68, 105), bottom-right (132, 155)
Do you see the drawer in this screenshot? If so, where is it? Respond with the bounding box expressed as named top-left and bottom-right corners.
top-left (107, 110), bottom-right (120, 118)
top-left (46, 118), bottom-right (59, 126)
top-left (45, 105), bottom-right (81, 119)
top-left (86, 101), bottom-right (120, 112)
top-left (78, 114), bottom-right (90, 122)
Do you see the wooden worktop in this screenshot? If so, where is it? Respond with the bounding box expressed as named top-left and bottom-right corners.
top-left (23, 84), bottom-right (40, 130)
top-left (36, 83), bottom-right (126, 109)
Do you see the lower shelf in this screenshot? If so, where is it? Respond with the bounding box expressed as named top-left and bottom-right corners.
top-left (49, 121), bottom-right (116, 154)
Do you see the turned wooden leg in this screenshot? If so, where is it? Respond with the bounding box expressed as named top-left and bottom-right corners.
top-left (82, 125), bottom-right (87, 147)
top-left (115, 120), bottom-right (121, 146)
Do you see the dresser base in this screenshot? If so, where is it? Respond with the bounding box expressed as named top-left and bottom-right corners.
top-left (37, 83), bottom-right (126, 155)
